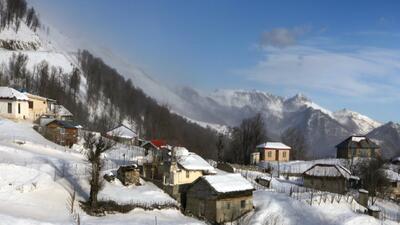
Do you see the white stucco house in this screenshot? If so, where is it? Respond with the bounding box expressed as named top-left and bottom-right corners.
top-left (0, 87), bottom-right (30, 120)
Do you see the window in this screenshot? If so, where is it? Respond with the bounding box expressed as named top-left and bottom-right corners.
top-left (241, 200), bottom-right (246, 208)
top-left (186, 170), bottom-right (189, 178)
top-left (60, 128), bottom-right (65, 134)
top-left (226, 202), bottom-right (230, 209)
top-left (267, 151), bottom-right (272, 158)
top-left (18, 103), bottom-right (21, 114)
top-left (28, 101), bottom-right (33, 109)
top-left (7, 103), bottom-right (12, 113)
top-left (393, 182), bottom-right (397, 188)
top-left (283, 152), bottom-right (287, 158)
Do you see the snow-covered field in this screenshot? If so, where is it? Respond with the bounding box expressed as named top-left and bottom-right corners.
top-left (0, 118), bottom-right (204, 225)
top-left (241, 191), bottom-right (398, 225)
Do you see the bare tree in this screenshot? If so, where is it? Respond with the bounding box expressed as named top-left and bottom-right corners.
top-left (216, 133), bottom-right (225, 162)
top-left (281, 127), bottom-right (307, 160)
top-left (84, 133), bottom-right (114, 209)
top-left (356, 159), bottom-right (390, 205)
top-left (229, 113), bottom-right (268, 164)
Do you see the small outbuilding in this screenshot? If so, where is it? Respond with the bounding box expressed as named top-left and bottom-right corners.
top-left (117, 165), bottom-right (141, 186)
top-left (185, 173), bottom-right (254, 224)
top-left (43, 119), bottom-right (81, 147)
top-left (303, 164), bottom-right (358, 194)
top-left (106, 124), bottom-right (137, 145)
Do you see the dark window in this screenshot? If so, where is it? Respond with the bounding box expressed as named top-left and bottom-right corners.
top-left (226, 202), bottom-right (230, 209)
top-left (392, 182), bottom-right (397, 188)
top-left (7, 103), bottom-right (12, 113)
top-left (186, 170), bottom-right (189, 178)
top-left (18, 103), bottom-right (21, 114)
top-left (267, 151), bottom-right (272, 157)
top-left (283, 152), bottom-right (287, 157)
top-left (241, 200), bottom-right (246, 208)
top-left (28, 101), bottom-right (33, 109)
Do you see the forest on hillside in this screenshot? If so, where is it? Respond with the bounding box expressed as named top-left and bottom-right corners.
top-left (0, 50), bottom-right (221, 160)
top-left (0, 0), bottom-right (40, 32)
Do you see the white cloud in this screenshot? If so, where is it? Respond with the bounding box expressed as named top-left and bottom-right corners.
top-left (240, 45), bottom-right (400, 102)
top-left (260, 26), bottom-right (310, 48)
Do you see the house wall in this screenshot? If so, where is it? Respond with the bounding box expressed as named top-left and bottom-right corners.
top-left (389, 181), bottom-right (400, 199)
top-left (277, 150), bottom-right (290, 161)
top-left (186, 180), bottom-right (253, 224)
top-left (215, 195), bottom-right (253, 223)
top-left (27, 95), bottom-right (48, 121)
top-left (44, 124), bottom-right (78, 147)
top-left (261, 149), bottom-right (276, 161)
top-left (260, 148), bottom-right (290, 162)
top-left (337, 147), bottom-right (380, 159)
top-left (170, 168), bottom-right (203, 185)
top-left (0, 100), bottom-right (29, 120)
top-left (303, 176), bottom-right (347, 194)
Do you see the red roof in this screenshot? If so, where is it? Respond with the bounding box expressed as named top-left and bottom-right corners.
top-left (151, 139), bottom-right (167, 148)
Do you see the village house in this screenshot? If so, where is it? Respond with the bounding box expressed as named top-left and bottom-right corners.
top-left (43, 119), bottom-right (81, 147)
top-left (185, 173), bottom-right (254, 224)
top-left (0, 87), bottom-right (30, 120)
top-left (256, 142), bottom-right (291, 162)
top-left (336, 136), bottom-right (380, 159)
top-left (303, 164), bottom-right (359, 194)
top-left (141, 146), bottom-right (216, 202)
top-left (24, 92), bottom-right (51, 121)
top-left (106, 124), bottom-right (138, 145)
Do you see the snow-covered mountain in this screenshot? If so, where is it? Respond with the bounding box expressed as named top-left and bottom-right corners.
top-left (1, 12), bottom-right (398, 159)
top-left (367, 122), bottom-right (400, 159)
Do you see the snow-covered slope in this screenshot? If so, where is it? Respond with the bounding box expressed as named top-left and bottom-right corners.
top-left (0, 118), bottom-right (205, 225)
top-left (367, 122), bottom-right (400, 159)
top-left (333, 109), bottom-right (382, 135)
top-left (0, 23), bottom-right (75, 73)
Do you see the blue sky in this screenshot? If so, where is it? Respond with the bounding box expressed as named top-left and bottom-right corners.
top-left (31, 0), bottom-right (400, 122)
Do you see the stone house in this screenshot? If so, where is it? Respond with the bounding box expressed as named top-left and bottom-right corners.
top-left (336, 136), bottom-right (380, 159)
top-left (303, 164), bottom-right (359, 194)
top-left (185, 173), bottom-right (254, 224)
top-left (106, 124), bottom-right (138, 145)
top-left (0, 87), bottom-right (30, 120)
top-left (117, 165), bottom-right (141, 185)
top-left (43, 119), bottom-right (81, 147)
top-left (256, 142), bottom-right (291, 162)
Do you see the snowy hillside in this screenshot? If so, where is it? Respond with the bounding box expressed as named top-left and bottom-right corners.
top-left (0, 118), bottom-right (205, 225)
top-left (0, 23), bottom-right (75, 73)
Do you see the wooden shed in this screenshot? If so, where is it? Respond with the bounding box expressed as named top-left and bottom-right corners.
top-left (185, 173), bottom-right (254, 224)
top-left (44, 120), bottom-right (80, 147)
top-left (117, 165), bottom-right (141, 185)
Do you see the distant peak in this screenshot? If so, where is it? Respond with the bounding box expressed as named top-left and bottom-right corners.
top-left (287, 93), bottom-right (310, 102)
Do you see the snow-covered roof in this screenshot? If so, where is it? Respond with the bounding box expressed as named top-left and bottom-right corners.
top-left (202, 174), bottom-right (254, 193)
top-left (174, 147), bottom-right (215, 172)
top-left (256, 142), bottom-right (291, 150)
top-left (107, 124), bottom-right (137, 139)
top-left (54, 105), bottom-right (73, 117)
top-left (0, 87), bottom-right (29, 101)
top-left (303, 164), bottom-right (353, 179)
top-left (382, 169), bottom-right (400, 182)
top-left (336, 136), bottom-right (379, 149)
